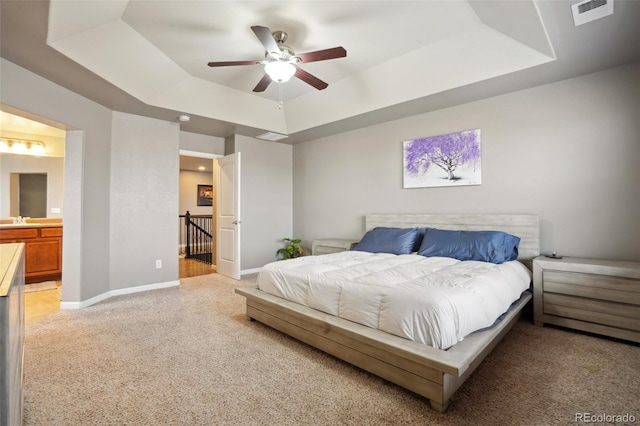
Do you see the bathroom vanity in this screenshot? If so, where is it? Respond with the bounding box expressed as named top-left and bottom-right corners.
top-left (0, 221), bottom-right (62, 283)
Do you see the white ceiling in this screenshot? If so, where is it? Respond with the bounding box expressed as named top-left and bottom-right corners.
top-left (44, 0), bottom-right (554, 136)
top-left (121, 1), bottom-right (483, 99)
top-left (0, 111), bottom-right (65, 139)
top-left (1, 1), bottom-right (639, 144)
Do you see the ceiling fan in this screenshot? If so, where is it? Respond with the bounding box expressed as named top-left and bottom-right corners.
top-left (207, 26), bottom-right (347, 93)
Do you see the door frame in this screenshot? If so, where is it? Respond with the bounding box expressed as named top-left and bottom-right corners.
top-left (179, 149), bottom-right (221, 265)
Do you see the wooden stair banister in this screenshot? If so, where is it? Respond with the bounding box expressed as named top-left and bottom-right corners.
top-left (181, 211), bottom-right (214, 265)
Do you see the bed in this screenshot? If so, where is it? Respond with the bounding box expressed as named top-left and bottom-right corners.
top-left (235, 214), bottom-right (540, 412)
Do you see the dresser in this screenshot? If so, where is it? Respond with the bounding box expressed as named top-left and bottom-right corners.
top-left (533, 256), bottom-right (640, 343)
top-left (311, 238), bottom-right (359, 255)
top-left (0, 243), bottom-right (25, 426)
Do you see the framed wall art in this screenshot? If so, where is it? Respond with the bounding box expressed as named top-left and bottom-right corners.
top-left (403, 129), bottom-right (482, 188)
top-left (197, 184), bottom-right (213, 206)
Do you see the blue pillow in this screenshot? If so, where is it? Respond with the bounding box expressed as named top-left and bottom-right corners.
top-left (353, 227), bottom-right (419, 255)
top-left (412, 227), bottom-right (428, 252)
top-left (417, 228), bottom-right (520, 264)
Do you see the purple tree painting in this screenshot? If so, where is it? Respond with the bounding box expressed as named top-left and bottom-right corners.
top-left (403, 129), bottom-right (482, 188)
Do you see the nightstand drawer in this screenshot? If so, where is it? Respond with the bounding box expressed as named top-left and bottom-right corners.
top-left (543, 271), bottom-right (640, 305)
top-left (543, 293), bottom-right (640, 330)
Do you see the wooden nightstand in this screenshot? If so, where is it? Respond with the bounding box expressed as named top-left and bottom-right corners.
top-left (311, 238), bottom-right (359, 255)
top-left (533, 256), bottom-right (640, 343)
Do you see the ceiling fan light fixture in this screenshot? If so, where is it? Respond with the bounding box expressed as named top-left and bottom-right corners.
top-left (265, 61), bottom-right (296, 83)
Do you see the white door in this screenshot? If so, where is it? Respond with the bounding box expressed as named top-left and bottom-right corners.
top-left (215, 152), bottom-right (241, 279)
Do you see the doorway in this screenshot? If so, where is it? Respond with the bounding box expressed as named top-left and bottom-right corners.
top-left (178, 150), bottom-right (220, 278)
top-left (0, 110), bottom-right (65, 322)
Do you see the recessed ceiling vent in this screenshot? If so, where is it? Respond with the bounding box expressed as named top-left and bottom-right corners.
top-left (255, 132), bottom-right (288, 142)
top-left (571, 0), bottom-right (613, 26)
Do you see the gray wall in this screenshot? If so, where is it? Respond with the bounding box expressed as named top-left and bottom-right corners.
top-left (1, 58), bottom-right (112, 301)
top-left (1, 58), bottom-right (295, 306)
top-left (179, 170), bottom-right (214, 216)
top-left (2, 60), bottom-right (182, 303)
top-left (62, 130), bottom-right (84, 302)
top-left (235, 135), bottom-right (293, 270)
top-left (293, 63), bottom-right (640, 262)
top-left (109, 112), bottom-right (180, 289)
top-left (4, 54), bottom-right (638, 308)
top-left (179, 131), bottom-right (225, 155)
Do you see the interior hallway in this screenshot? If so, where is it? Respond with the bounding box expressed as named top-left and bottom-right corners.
top-left (25, 258), bottom-right (216, 324)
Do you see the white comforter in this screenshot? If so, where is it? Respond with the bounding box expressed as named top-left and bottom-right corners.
top-left (256, 251), bottom-right (532, 349)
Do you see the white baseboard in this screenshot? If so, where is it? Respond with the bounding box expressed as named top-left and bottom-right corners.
top-left (241, 267), bottom-right (262, 276)
top-left (60, 292), bottom-right (111, 310)
top-left (60, 280), bottom-right (180, 310)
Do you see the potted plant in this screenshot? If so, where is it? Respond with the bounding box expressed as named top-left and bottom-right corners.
top-left (276, 237), bottom-right (308, 260)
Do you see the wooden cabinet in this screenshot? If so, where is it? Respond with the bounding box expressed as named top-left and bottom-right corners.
top-left (0, 243), bottom-right (25, 426)
top-left (0, 226), bottom-right (62, 283)
top-left (533, 256), bottom-right (640, 343)
top-left (311, 238), bottom-right (359, 255)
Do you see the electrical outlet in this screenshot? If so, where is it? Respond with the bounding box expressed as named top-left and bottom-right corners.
top-left (156, 259), bottom-right (162, 269)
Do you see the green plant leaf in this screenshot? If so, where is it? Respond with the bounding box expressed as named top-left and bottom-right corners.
top-left (276, 237), bottom-right (307, 260)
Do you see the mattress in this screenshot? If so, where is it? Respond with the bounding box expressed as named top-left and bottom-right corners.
top-left (256, 251), bottom-right (532, 349)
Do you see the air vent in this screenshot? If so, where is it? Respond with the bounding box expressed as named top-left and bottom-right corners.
top-left (571, 0), bottom-right (613, 26)
top-left (255, 132), bottom-right (288, 142)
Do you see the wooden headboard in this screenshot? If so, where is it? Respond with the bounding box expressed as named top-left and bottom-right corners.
top-left (365, 214), bottom-right (540, 261)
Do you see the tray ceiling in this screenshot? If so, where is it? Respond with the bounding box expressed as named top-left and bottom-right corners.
top-left (45, 1), bottom-right (555, 135)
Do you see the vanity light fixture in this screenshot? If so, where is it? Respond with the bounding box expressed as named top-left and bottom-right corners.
top-left (30, 142), bottom-right (46, 154)
top-left (12, 140), bottom-right (27, 152)
top-left (0, 138), bottom-right (46, 155)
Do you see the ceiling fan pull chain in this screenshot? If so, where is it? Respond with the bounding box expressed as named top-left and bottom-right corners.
top-left (278, 83), bottom-right (284, 110)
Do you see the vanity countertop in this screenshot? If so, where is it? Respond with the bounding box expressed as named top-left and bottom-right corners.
top-left (0, 222), bottom-right (62, 229)
top-left (0, 243), bottom-right (24, 296)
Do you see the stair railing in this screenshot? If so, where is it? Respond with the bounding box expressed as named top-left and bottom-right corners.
top-left (180, 211), bottom-right (213, 265)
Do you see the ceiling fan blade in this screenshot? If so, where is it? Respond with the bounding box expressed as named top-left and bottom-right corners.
top-left (207, 60), bottom-right (260, 67)
top-left (296, 47), bottom-right (346, 63)
top-left (251, 25), bottom-right (280, 53)
top-left (253, 74), bottom-right (272, 92)
top-left (295, 67), bottom-right (328, 90)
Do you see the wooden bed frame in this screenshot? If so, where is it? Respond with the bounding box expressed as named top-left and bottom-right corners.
top-left (235, 214), bottom-right (540, 412)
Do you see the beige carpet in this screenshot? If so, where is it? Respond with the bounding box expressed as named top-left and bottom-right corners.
top-left (24, 274), bottom-right (639, 425)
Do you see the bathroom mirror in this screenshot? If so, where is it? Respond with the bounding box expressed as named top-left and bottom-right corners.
top-left (0, 153), bottom-right (63, 219)
top-left (12, 172), bottom-right (47, 218)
